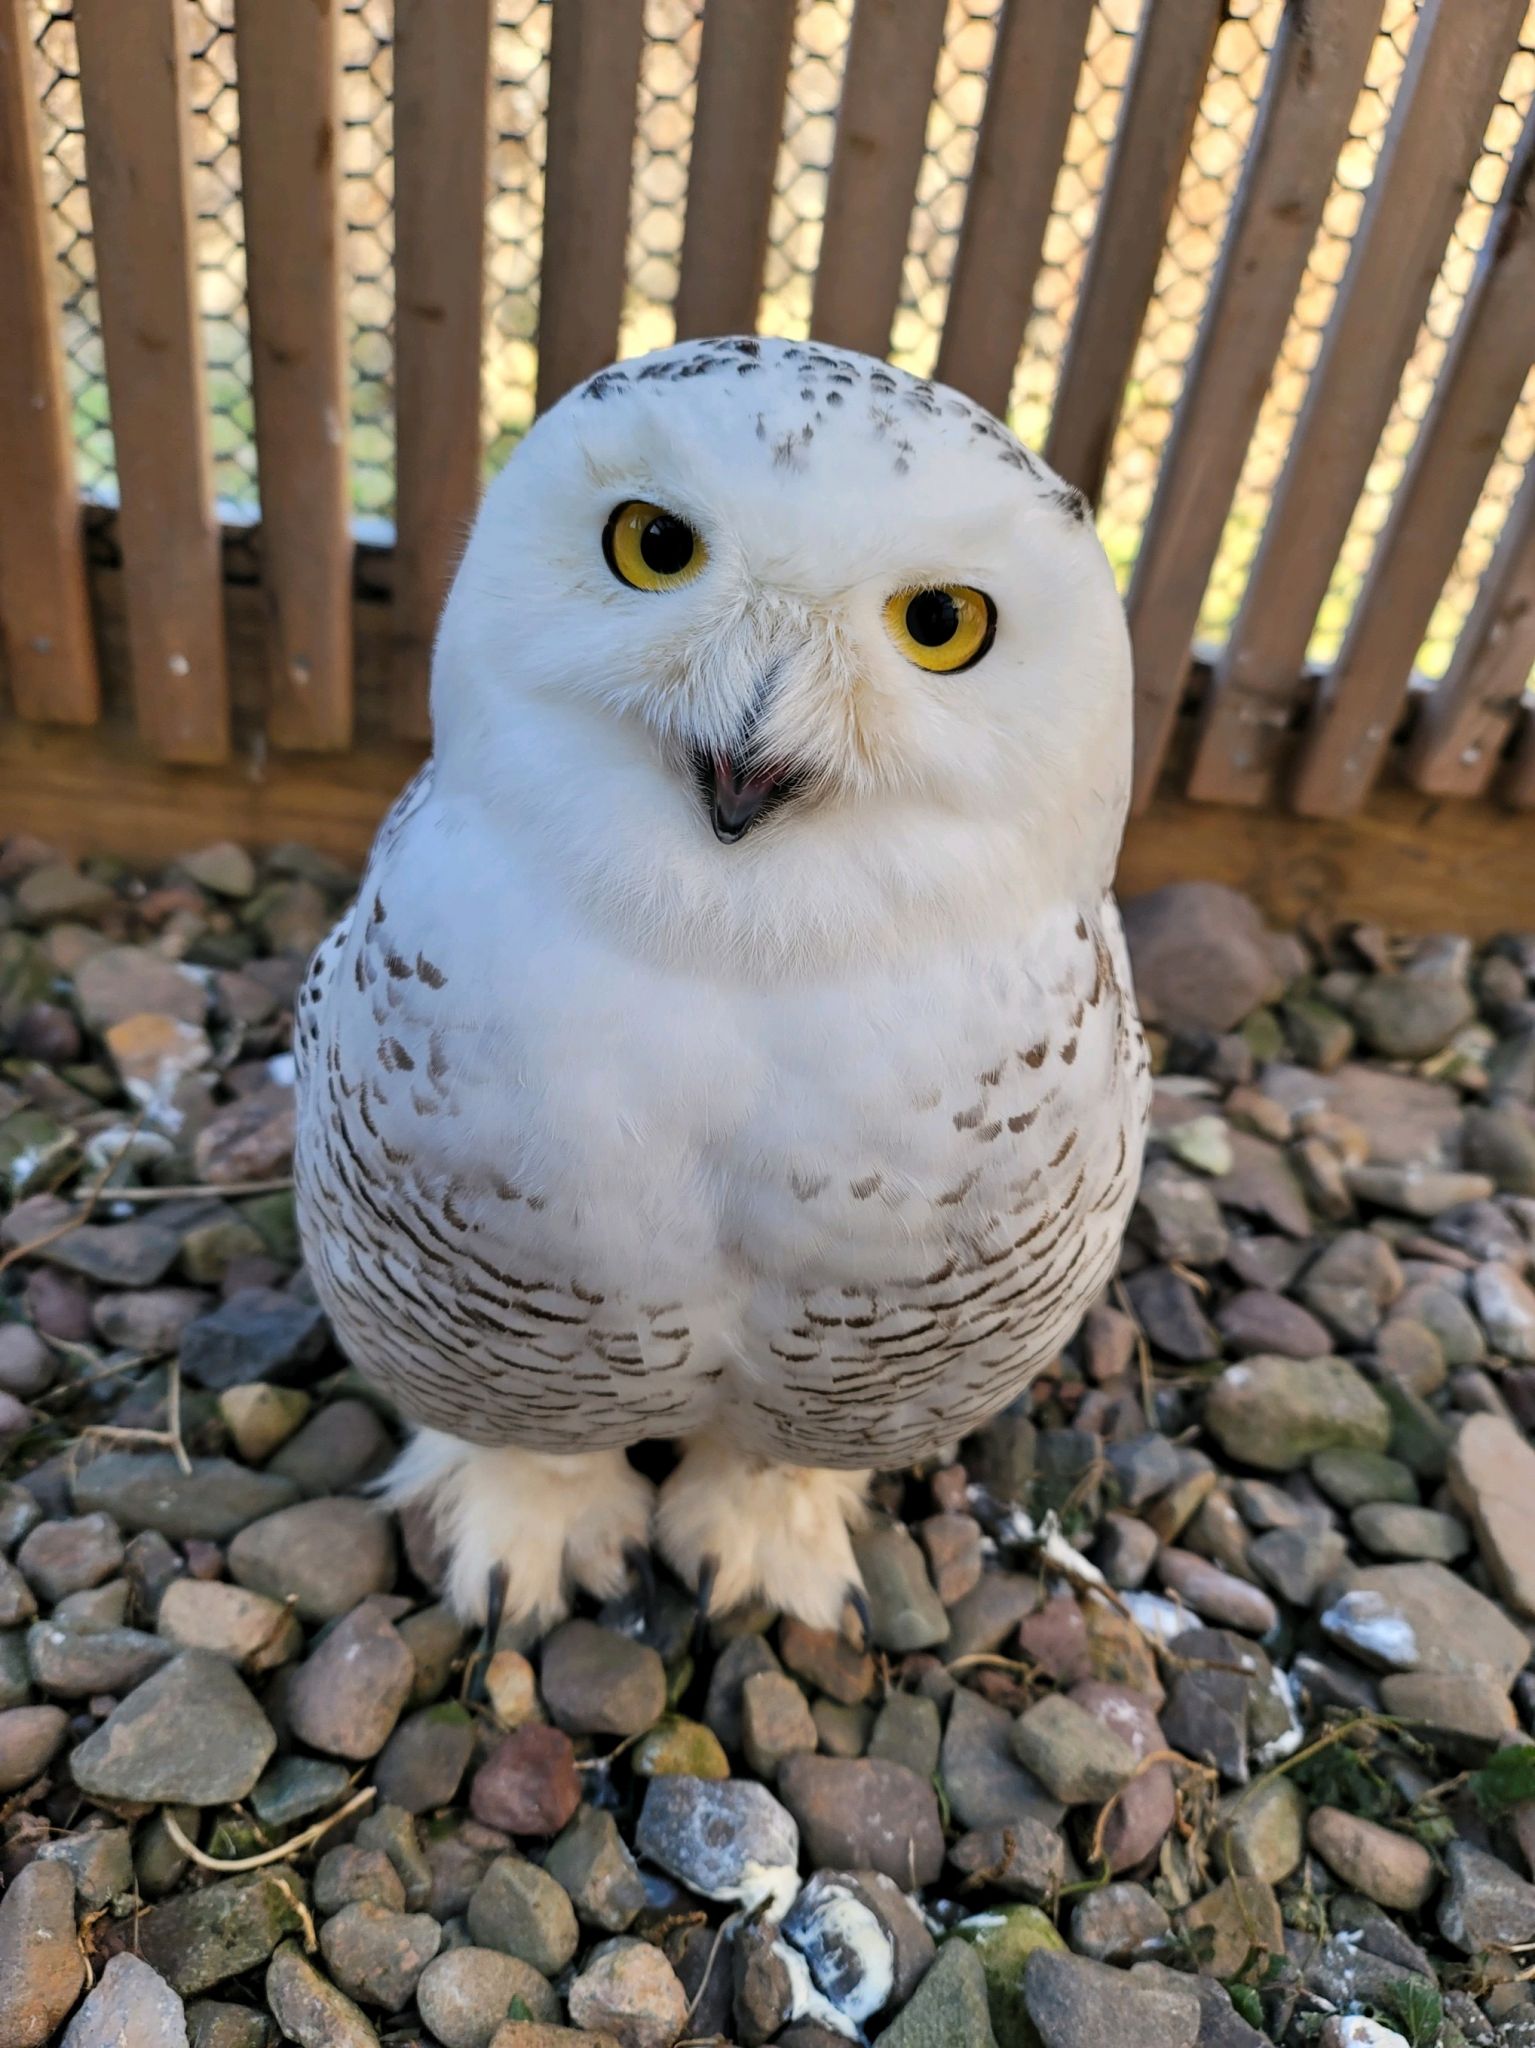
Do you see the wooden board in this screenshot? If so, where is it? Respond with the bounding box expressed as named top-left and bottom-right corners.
top-left (1407, 459), bottom-right (1535, 799)
top-left (234, 0), bottom-right (353, 754)
top-left (392, 0), bottom-right (492, 739)
top-left (1126, 0), bottom-right (1382, 813)
top-left (674, 0), bottom-right (797, 342)
top-left (72, 0), bottom-right (228, 763)
top-left (1044, 0), bottom-right (1224, 504)
top-left (1189, 0), bottom-right (1528, 811)
top-left (1508, 705), bottom-right (1535, 809)
top-left (0, 0), bottom-right (99, 727)
top-left (535, 0), bottom-right (645, 412)
top-left (809, 0), bottom-right (948, 358)
top-left (934, 0), bottom-right (1094, 419)
top-left (1292, 107), bottom-right (1535, 817)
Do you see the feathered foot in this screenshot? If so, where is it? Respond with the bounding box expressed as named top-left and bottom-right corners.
top-left (385, 1431), bottom-right (656, 1630)
top-left (655, 1430), bottom-right (871, 1632)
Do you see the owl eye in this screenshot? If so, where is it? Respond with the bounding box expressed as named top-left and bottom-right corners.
top-left (883, 584), bottom-right (995, 673)
top-left (603, 500), bottom-right (708, 591)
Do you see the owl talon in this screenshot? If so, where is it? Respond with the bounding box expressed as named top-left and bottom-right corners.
top-left (693, 1552), bottom-right (720, 1652)
top-left (624, 1540), bottom-right (662, 1637)
top-left (468, 1562), bottom-right (510, 1702)
top-left (844, 1584), bottom-right (874, 1654)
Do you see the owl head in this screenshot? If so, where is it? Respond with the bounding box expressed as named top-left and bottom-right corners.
top-left (433, 338), bottom-right (1132, 966)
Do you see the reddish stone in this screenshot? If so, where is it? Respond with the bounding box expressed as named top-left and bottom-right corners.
top-left (470, 1723), bottom-right (580, 1837)
top-left (23, 1268), bottom-right (93, 1344)
top-left (1070, 1681), bottom-right (1174, 1874)
top-left (1017, 1594), bottom-right (1091, 1684)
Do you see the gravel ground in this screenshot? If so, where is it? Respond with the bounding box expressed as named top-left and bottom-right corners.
top-left (1, 834), bottom-right (1535, 2048)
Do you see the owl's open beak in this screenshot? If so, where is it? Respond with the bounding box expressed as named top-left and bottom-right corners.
top-left (688, 732), bottom-right (799, 844)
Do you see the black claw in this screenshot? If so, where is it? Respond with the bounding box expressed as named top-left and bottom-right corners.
top-left (692, 1553), bottom-right (719, 1654)
top-left (845, 1584), bottom-right (874, 1655)
top-left (469, 1563), bottom-right (509, 1705)
top-left (624, 1541), bottom-right (661, 1638)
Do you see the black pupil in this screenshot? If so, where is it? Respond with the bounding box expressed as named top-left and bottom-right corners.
top-left (640, 514), bottom-right (694, 576)
top-left (906, 588), bottom-right (960, 646)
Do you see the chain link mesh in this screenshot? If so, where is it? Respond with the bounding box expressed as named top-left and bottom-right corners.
top-left (19, 0), bottom-right (1535, 704)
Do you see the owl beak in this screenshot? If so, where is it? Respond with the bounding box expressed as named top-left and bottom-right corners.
top-left (706, 748), bottom-right (787, 843)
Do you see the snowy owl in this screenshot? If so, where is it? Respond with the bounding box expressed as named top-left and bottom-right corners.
top-left (294, 335), bottom-right (1150, 1636)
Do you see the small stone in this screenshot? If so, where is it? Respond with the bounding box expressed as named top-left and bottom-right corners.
top-left (631, 1714), bottom-right (730, 1780)
top-left (1215, 1289), bottom-right (1332, 1359)
top-left (0, 1323), bottom-right (54, 1399)
top-left (1179, 1875), bottom-right (1284, 1979)
top-left (467, 1855), bottom-right (578, 1977)
top-left (1450, 1412), bottom-right (1535, 1620)
top-left (1247, 1523), bottom-right (1348, 1608)
top-left (732, 1913), bottom-right (794, 2045)
top-left (218, 1383), bottom-right (313, 1463)
top-left (1311, 1447), bottom-right (1418, 1510)
top-left (0, 1858), bottom-right (82, 2048)
top-left (29, 1617), bottom-right (172, 1698)
top-left (1096, 1513), bottom-right (1159, 1591)
top-left (1018, 1591), bottom-right (1093, 1682)
top-left (17, 1510), bottom-right (124, 1603)
top-left (1463, 1101), bottom-right (1535, 1195)
top-left (868, 1691), bottom-right (942, 1780)
top-left (877, 1938), bottom-right (997, 2048)
top-left (0, 1479), bottom-right (43, 1550)
top-left (471, 1722), bottom-right (582, 1835)
top-left (850, 1521), bottom-right (950, 1651)
top-left (942, 1573), bottom-right (1039, 1661)
top-left (1204, 1354), bottom-right (1391, 1471)
top-left (184, 2001), bottom-right (274, 2048)
top-left (104, 1014), bottom-right (213, 1104)
top-left (1321, 1560), bottom-right (1529, 1683)
top-left (157, 1578), bottom-right (302, 1672)
top-left (736, 1669), bottom-right (815, 1777)
top-left (375, 1702), bottom-right (476, 1814)
top-left (1214, 1773), bottom-right (1307, 1884)
top-left (74, 1453), bottom-right (299, 1542)
top-left (812, 1698), bottom-right (871, 1756)
top-left (539, 1621), bottom-right (665, 1738)
top-left (194, 1090), bottom-right (297, 1186)
top-left (70, 1648), bottom-right (275, 1804)
top-left (288, 1602), bottom-right (414, 1759)
top-left (1306, 1807), bottom-right (1435, 1910)
top-left (940, 1685), bottom-right (1063, 1833)
top-left (544, 1806), bottom-right (646, 1933)
top-left (1134, 1159), bottom-right (1230, 1265)
top-left (919, 1512), bottom-right (984, 1604)
top-left (318, 1903), bottom-right (440, 2012)
top-left (180, 1288), bottom-right (327, 1391)
top-left (782, 1868), bottom-right (934, 2028)
top-left (0, 1702), bottom-right (67, 1790)
top-left (265, 1942), bottom-right (377, 2048)
top-left (1474, 1263), bottom-right (1535, 1362)
top-left (417, 1948), bottom-right (560, 2048)
top-left (948, 1816), bottom-right (1066, 1901)
top-left (1106, 1432), bottom-right (1183, 1510)
top-left (1122, 1265), bottom-right (1220, 1361)
top-left (1299, 1231), bottom-right (1404, 1343)
top-left (482, 1647), bottom-right (538, 1727)
top-left (1122, 885), bottom-right (1282, 1036)
top-left (314, 1847), bottom-right (407, 1917)
top-left (636, 1775), bottom-right (800, 1908)
top-left (1156, 1549), bottom-right (1278, 1635)
top-left (1380, 1670), bottom-right (1518, 1760)
top-left (703, 1632), bottom-right (782, 1751)
top-left (126, 1867), bottom-right (308, 1996)
top-left (1375, 1316), bottom-right (1450, 1396)
top-left (181, 841), bottom-right (258, 897)
top-left (1352, 1502), bottom-right (1470, 1563)
top-left (1350, 970), bottom-right (1475, 1059)
top-left (268, 1401), bottom-right (393, 1497)
top-left (953, 1905), bottom-right (1066, 2042)
top-left (779, 1755), bottom-right (944, 1889)
top-left (1024, 1949), bottom-right (1200, 2048)
top-left (76, 945), bottom-right (208, 1029)
top-left (1011, 1691), bottom-right (1138, 1804)
top-left (227, 1498), bottom-right (395, 1623)
top-left (567, 1938), bottom-right (689, 2048)
top-left (1070, 1882), bottom-right (1171, 1963)
top-left (16, 860), bottom-right (116, 924)
top-left (1440, 1841), bottom-right (1535, 1953)
top-left (252, 1756), bottom-right (353, 1830)
top-left (62, 1953), bottom-right (188, 2048)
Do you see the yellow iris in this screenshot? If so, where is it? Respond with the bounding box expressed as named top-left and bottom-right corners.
top-left (603, 501), bottom-right (708, 591)
top-left (883, 584), bottom-right (996, 673)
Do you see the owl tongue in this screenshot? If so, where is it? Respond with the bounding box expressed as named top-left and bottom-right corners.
top-left (710, 749), bottom-right (782, 843)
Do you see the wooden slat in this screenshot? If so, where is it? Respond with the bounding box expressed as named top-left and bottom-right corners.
top-left (934, 0), bottom-right (1094, 417)
top-left (392, 0), bottom-right (492, 741)
top-left (1508, 702), bottom-right (1535, 809)
top-left (0, 0), bottom-right (99, 726)
top-left (1189, 0), bottom-right (1527, 811)
top-left (674, 0), bottom-right (796, 341)
top-left (234, 0), bottom-right (352, 754)
top-left (1292, 111), bottom-right (1535, 817)
top-left (809, 0), bottom-right (948, 358)
top-left (1126, 0), bottom-right (1383, 814)
top-left (1407, 460), bottom-right (1535, 799)
top-left (72, 0), bottom-right (227, 763)
top-left (535, 0), bottom-right (645, 412)
top-left (1044, 0), bottom-right (1224, 503)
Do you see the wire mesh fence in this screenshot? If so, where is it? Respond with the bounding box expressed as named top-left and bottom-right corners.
top-left (22, 0), bottom-right (1535, 700)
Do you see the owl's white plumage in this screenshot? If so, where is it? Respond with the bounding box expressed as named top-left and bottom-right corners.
top-left (294, 337), bottom-right (1149, 1631)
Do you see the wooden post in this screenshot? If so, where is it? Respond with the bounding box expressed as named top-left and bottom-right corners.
top-left (1188, 0), bottom-right (1528, 810)
top-left (1406, 461), bottom-right (1535, 800)
top-left (1044, 0), bottom-right (1225, 504)
top-left (1291, 108), bottom-right (1535, 817)
top-left (935, 0), bottom-right (1094, 419)
top-left (535, 0), bottom-right (645, 412)
top-left (674, 0), bottom-right (796, 341)
top-left (809, 0), bottom-right (948, 358)
top-left (1126, 0), bottom-right (1382, 814)
top-left (1507, 704), bottom-right (1535, 809)
top-left (0, 0), bottom-right (99, 726)
top-left (74, 0), bottom-right (228, 762)
top-left (235, 0), bottom-right (353, 753)
top-left (392, 0), bottom-right (492, 741)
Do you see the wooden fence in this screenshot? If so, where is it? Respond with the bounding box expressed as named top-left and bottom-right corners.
top-left (0, 0), bottom-right (1532, 932)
